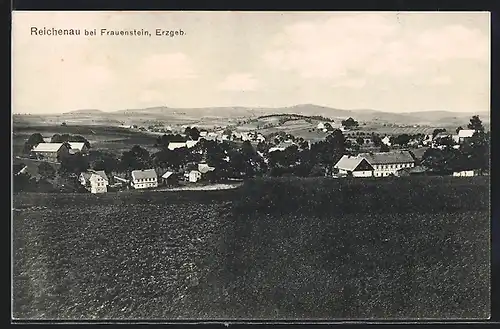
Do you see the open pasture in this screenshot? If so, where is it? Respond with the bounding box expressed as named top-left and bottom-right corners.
top-left (12, 176), bottom-right (490, 319)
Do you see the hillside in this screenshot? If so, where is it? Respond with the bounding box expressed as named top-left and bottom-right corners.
top-left (13, 104), bottom-right (490, 129)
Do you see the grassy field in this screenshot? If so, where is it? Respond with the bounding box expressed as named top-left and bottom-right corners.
top-left (12, 176), bottom-right (490, 319)
top-left (12, 125), bottom-right (158, 157)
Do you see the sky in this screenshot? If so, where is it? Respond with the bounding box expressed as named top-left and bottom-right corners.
top-left (12, 11), bottom-right (490, 114)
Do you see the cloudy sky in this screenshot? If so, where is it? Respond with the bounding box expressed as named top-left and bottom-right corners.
top-left (12, 11), bottom-right (490, 114)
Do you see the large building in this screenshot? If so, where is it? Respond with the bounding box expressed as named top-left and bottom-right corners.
top-left (131, 169), bottom-right (158, 189)
top-left (359, 151), bottom-right (416, 177)
top-left (31, 143), bottom-right (71, 162)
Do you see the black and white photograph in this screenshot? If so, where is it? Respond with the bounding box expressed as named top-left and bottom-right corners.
top-left (11, 11), bottom-right (491, 321)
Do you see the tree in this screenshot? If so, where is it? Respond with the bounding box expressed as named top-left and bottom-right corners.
top-left (372, 134), bottom-right (383, 147)
top-left (38, 162), bottom-right (56, 180)
top-left (380, 144), bottom-right (390, 152)
top-left (23, 133), bottom-right (45, 154)
top-left (356, 137), bottom-right (364, 145)
top-left (91, 152), bottom-right (120, 174)
top-left (341, 117), bottom-right (359, 129)
top-left (392, 134), bottom-right (411, 147)
top-left (59, 152), bottom-right (89, 174)
top-left (185, 127), bottom-right (200, 141)
top-left (432, 128), bottom-right (447, 139)
top-left (456, 126), bottom-right (463, 134)
top-left (467, 115), bottom-right (484, 132)
top-left (119, 145), bottom-right (152, 171)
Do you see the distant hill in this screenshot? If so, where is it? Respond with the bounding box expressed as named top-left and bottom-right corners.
top-left (14, 105), bottom-right (490, 128)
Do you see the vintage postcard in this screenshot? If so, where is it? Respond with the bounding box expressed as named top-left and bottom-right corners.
top-left (11, 11), bottom-right (491, 321)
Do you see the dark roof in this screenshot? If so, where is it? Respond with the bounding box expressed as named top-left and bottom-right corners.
top-left (360, 151), bottom-right (415, 165)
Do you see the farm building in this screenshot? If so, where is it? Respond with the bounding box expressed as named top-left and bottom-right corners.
top-left (186, 170), bottom-right (202, 183)
top-left (186, 140), bottom-right (199, 148)
top-left (333, 155), bottom-right (374, 177)
top-left (198, 163), bottom-right (215, 174)
top-left (317, 122), bottom-right (325, 130)
top-left (458, 129), bottom-right (475, 143)
top-left (79, 170), bottom-right (109, 194)
top-left (269, 141), bottom-right (296, 153)
top-left (31, 143), bottom-right (71, 162)
top-left (359, 151), bottom-right (416, 177)
top-left (68, 142), bottom-right (89, 155)
top-left (453, 169), bottom-right (481, 177)
top-left (131, 169), bottom-right (158, 189)
top-left (395, 165), bottom-right (429, 177)
top-left (167, 142), bottom-right (187, 151)
top-left (161, 171), bottom-right (175, 185)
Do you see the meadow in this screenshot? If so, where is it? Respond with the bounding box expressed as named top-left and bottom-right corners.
top-left (12, 176), bottom-right (490, 319)
top-left (12, 125), bottom-right (158, 157)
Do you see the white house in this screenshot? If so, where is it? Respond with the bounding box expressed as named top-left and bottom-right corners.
top-left (360, 151), bottom-right (415, 177)
top-left (453, 169), bottom-right (480, 177)
top-left (168, 142), bottom-right (187, 151)
top-left (186, 140), bottom-right (199, 148)
top-left (458, 129), bottom-right (475, 143)
top-left (131, 169), bottom-right (158, 189)
top-left (198, 163), bottom-right (215, 174)
top-left (269, 141), bottom-right (296, 153)
top-left (317, 122), bottom-right (325, 130)
top-left (333, 155), bottom-right (374, 177)
top-left (199, 131), bottom-right (208, 138)
top-left (79, 170), bottom-right (109, 193)
top-left (188, 170), bottom-right (202, 182)
top-left (381, 136), bottom-right (391, 146)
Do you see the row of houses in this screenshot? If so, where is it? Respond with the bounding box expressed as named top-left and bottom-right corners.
top-left (80, 163), bottom-right (216, 194)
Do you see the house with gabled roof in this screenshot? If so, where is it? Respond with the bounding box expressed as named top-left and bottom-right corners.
top-left (31, 143), bottom-right (71, 162)
top-left (79, 169), bottom-right (109, 193)
top-left (458, 129), bottom-right (475, 143)
top-left (269, 141), bottom-right (296, 153)
top-left (131, 169), bottom-right (158, 189)
top-left (333, 155), bottom-right (374, 177)
top-left (167, 142), bottom-right (187, 151)
top-left (359, 150), bottom-right (416, 177)
top-left (68, 142), bottom-right (89, 155)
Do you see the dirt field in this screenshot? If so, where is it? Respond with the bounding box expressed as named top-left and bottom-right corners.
top-left (12, 176), bottom-right (490, 320)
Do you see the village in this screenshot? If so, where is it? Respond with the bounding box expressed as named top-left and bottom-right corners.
top-left (12, 114), bottom-right (490, 194)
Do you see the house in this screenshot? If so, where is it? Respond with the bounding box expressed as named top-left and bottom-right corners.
top-left (68, 142), bottom-right (89, 155)
top-left (198, 163), bottom-right (215, 174)
top-left (317, 122), bottom-right (325, 130)
top-left (161, 171), bottom-right (175, 185)
top-left (186, 140), bottom-right (199, 148)
top-left (453, 169), bottom-right (480, 177)
top-left (31, 143), bottom-right (71, 162)
top-left (458, 129), bottom-right (475, 143)
top-left (360, 151), bottom-right (416, 177)
top-left (382, 136), bottom-right (391, 146)
top-left (79, 170), bottom-right (109, 193)
top-left (199, 131), bottom-right (208, 138)
top-left (269, 141), bottom-right (296, 153)
top-left (333, 155), bottom-right (374, 177)
top-left (395, 165), bottom-right (428, 177)
top-left (131, 169), bottom-right (158, 189)
top-left (256, 134), bottom-right (266, 142)
top-left (187, 170), bottom-right (202, 182)
top-left (168, 142), bottom-right (187, 150)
